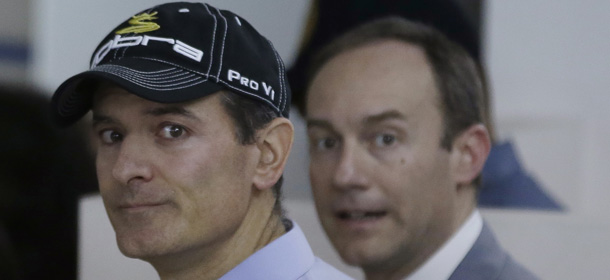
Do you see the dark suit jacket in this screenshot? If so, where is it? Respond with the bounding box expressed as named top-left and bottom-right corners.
top-left (449, 223), bottom-right (539, 280)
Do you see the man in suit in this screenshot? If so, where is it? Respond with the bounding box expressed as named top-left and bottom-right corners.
top-left (303, 17), bottom-right (538, 280)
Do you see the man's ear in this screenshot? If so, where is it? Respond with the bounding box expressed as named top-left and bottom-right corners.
top-left (252, 118), bottom-right (294, 191)
top-left (449, 124), bottom-right (491, 186)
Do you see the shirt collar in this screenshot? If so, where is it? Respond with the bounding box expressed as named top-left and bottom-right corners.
top-left (406, 210), bottom-right (483, 280)
top-left (219, 221), bottom-right (316, 280)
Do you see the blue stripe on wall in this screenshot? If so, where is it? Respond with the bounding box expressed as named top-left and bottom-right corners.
top-left (0, 41), bottom-right (29, 63)
top-left (479, 141), bottom-right (563, 211)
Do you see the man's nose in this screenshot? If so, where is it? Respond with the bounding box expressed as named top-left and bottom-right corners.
top-left (332, 144), bottom-right (370, 191)
top-left (112, 137), bottom-right (153, 186)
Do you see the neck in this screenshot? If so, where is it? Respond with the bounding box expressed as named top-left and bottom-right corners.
top-left (152, 192), bottom-right (286, 280)
top-left (364, 186), bottom-right (477, 280)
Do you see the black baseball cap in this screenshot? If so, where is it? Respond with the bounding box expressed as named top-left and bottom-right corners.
top-left (52, 2), bottom-right (290, 126)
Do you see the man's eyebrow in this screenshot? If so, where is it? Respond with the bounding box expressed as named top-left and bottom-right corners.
top-left (91, 114), bottom-right (116, 127)
top-left (362, 110), bottom-right (406, 125)
top-left (306, 110), bottom-right (406, 130)
top-left (144, 106), bottom-right (199, 120)
top-left (306, 119), bottom-right (334, 131)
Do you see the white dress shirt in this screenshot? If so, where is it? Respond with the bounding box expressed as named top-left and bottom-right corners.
top-left (406, 210), bottom-right (483, 280)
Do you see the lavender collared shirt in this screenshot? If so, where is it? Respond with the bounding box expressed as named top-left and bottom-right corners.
top-left (219, 221), bottom-right (353, 280)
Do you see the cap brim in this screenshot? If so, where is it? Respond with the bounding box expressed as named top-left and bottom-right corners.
top-left (52, 58), bottom-right (224, 127)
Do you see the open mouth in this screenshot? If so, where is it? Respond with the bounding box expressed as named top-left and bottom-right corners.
top-left (337, 211), bottom-right (387, 221)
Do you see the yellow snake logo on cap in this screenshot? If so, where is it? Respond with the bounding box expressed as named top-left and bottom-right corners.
top-left (115, 12), bottom-right (160, 34)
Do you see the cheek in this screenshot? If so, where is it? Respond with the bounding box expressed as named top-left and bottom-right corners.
top-left (167, 155), bottom-right (204, 182)
top-left (172, 147), bottom-right (253, 228)
top-left (309, 160), bottom-right (333, 192)
top-left (379, 151), bottom-right (433, 198)
top-left (309, 162), bottom-right (323, 183)
top-left (391, 152), bottom-right (452, 210)
top-left (309, 162), bottom-right (336, 216)
top-left (161, 140), bottom-right (236, 184)
top-left (176, 143), bottom-right (253, 197)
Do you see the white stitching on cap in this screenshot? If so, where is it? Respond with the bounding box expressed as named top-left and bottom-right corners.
top-left (268, 40), bottom-right (284, 112)
top-left (120, 44), bottom-right (128, 59)
top-left (92, 66), bottom-right (180, 75)
top-left (92, 65), bottom-right (191, 83)
top-left (112, 46), bottom-right (119, 61)
top-left (128, 57), bottom-right (211, 81)
top-left (94, 65), bottom-right (200, 87)
top-left (100, 67), bottom-right (196, 86)
top-left (213, 5), bottom-right (228, 83)
top-left (124, 74), bottom-right (201, 87)
top-left (203, 3), bottom-right (217, 78)
top-left (267, 39), bottom-right (286, 114)
top-left (100, 56), bottom-right (216, 90)
top-left (112, 69), bottom-right (196, 85)
top-left (93, 66), bottom-right (207, 91)
top-left (109, 73), bottom-right (193, 85)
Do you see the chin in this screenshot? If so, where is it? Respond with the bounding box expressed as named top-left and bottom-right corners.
top-left (334, 233), bottom-right (394, 267)
top-left (117, 238), bottom-right (155, 259)
top-left (118, 241), bottom-right (175, 261)
top-left (339, 248), bottom-right (382, 269)
top-left (115, 227), bottom-right (174, 259)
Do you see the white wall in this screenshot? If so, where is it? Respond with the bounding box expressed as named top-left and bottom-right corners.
top-left (486, 0), bottom-right (610, 215)
top-left (28, 0), bottom-right (610, 279)
top-left (483, 0), bottom-right (610, 278)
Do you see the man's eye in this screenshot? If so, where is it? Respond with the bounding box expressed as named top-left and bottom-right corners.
top-left (160, 125), bottom-right (186, 139)
top-left (100, 130), bottom-right (123, 144)
top-left (315, 137), bottom-right (338, 150)
top-left (374, 134), bottom-right (396, 147)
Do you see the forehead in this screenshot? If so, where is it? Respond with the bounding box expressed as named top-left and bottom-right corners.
top-left (306, 40), bottom-right (439, 123)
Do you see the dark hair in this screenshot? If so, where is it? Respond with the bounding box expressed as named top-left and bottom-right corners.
top-left (306, 17), bottom-right (486, 185)
top-left (219, 91), bottom-right (285, 216)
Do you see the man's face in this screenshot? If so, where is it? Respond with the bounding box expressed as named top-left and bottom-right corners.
top-left (92, 86), bottom-right (259, 262)
top-left (306, 40), bottom-right (461, 272)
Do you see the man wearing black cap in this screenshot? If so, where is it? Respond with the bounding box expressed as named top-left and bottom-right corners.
top-left (51, 2), bottom-right (352, 280)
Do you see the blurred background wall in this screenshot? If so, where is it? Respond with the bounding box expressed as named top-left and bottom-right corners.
top-left (0, 1), bottom-right (29, 85)
top-left (1, 0), bottom-right (609, 279)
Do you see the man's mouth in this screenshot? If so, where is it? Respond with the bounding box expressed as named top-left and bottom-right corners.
top-left (120, 201), bottom-right (167, 210)
top-left (337, 211), bottom-right (387, 221)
